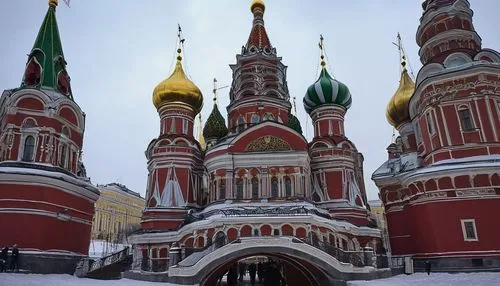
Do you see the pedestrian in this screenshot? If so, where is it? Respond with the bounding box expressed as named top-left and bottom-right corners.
top-left (0, 246), bottom-right (8, 272)
top-left (227, 264), bottom-right (238, 286)
top-left (264, 263), bottom-right (282, 286)
top-left (424, 260), bottom-right (431, 275)
top-left (238, 261), bottom-right (246, 281)
top-left (248, 263), bottom-right (257, 285)
top-left (10, 244), bottom-right (19, 272)
top-left (257, 262), bottom-right (264, 283)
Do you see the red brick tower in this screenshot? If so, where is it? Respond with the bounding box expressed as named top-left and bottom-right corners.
top-left (373, 0), bottom-right (500, 272)
top-left (141, 28), bottom-right (205, 231)
top-left (0, 0), bottom-right (99, 273)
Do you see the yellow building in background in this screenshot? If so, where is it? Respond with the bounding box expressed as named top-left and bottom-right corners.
top-left (92, 183), bottom-right (145, 243)
top-left (369, 199), bottom-right (391, 254)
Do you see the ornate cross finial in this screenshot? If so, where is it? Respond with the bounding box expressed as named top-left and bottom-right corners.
top-left (213, 78), bottom-right (218, 104)
top-left (393, 33), bottom-right (408, 73)
top-left (176, 24), bottom-right (185, 61)
top-left (319, 34), bottom-right (326, 67)
top-left (293, 96), bottom-right (297, 115)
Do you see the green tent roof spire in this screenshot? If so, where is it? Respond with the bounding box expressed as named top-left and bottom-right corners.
top-left (21, 0), bottom-right (73, 99)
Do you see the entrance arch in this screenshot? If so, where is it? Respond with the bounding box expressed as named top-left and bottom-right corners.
top-left (168, 237), bottom-right (385, 285)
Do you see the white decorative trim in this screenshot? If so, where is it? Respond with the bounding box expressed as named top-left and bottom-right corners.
top-left (0, 208), bottom-right (92, 225)
top-left (456, 189), bottom-right (496, 197)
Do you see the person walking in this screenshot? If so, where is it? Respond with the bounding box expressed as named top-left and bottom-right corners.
top-left (0, 246), bottom-right (8, 272)
top-left (424, 260), bottom-right (431, 275)
top-left (248, 263), bottom-right (257, 285)
top-left (10, 244), bottom-right (19, 272)
top-left (257, 262), bottom-right (264, 283)
top-left (227, 264), bottom-right (238, 286)
top-left (238, 261), bottom-right (246, 282)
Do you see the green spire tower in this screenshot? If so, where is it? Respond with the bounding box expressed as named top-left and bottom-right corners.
top-left (22, 0), bottom-right (73, 99)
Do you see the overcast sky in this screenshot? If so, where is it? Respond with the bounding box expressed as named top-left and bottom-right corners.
top-left (1, 1), bottom-right (499, 200)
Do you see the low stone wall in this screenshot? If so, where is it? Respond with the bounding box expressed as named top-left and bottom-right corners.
top-left (14, 252), bottom-right (83, 274)
top-left (413, 257), bottom-right (500, 273)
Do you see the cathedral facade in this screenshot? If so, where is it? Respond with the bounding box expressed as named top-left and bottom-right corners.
top-left (373, 0), bottom-right (500, 272)
top-left (127, 1), bottom-right (387, 284)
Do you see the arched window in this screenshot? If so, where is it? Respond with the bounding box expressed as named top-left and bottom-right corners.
top-left (237, 116), bottom-right (246, 133)
top-left (458, 107), bottom-right (475, 131)
top-left (236, 179), bottom-right (244, 199)
top-left (271, 177), bottom-right (279, 198)
top-left (23, 57), bottom-right (42, 86)
top-left (22, 136), bottom-right (35, 162)
top-left (251, 114), bottom-right (260, 124)
top-left (57, 70), bottom-right (71, 95)
top-left (59, 144), bottom-right (68, 168)
top-left (22, 118), bottom-right (37, 129)
top-left (285, 177), bottom-right (292, 197)
top-left (61, 126), bottom-right (70, 138)
top-left (219, 180), bottom-right (226, 200)
top-left (426, 112), bottom-right (435, 134)
top-left (312, 192), bottom-right (321, 202)
top-left (251, 177), bottom-right (259, 199)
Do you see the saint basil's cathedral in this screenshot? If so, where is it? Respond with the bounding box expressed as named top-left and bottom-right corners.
top-left (0, 0), bottom-right (498, 282)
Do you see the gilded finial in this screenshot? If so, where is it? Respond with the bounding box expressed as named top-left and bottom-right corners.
top-left (251, 0), bottom-right (265, 14)
top-left (319, 34), bottom-right (326, 67)
top-left (49, 0), bottom-right (58, 8)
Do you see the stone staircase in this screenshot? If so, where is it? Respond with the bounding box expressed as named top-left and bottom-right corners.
top-left (74, 247), bottom-right (132, 279)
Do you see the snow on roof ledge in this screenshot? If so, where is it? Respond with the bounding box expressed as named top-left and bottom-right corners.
top-left (433, 154), bottom-right (500, 166)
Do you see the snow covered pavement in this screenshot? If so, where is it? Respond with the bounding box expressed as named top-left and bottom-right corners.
top-left (348, 272), bottom-right (500, 286)
top-left (1, 272), bottom-right (500, 285)
top-left (0, 273), bottom-right (190, 286)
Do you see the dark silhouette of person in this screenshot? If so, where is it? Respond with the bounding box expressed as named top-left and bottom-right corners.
top-left (10, 244), bottom-right (19, 272)
top-left (257, 262), bottom-right (264, 283)
top-left (238, 261), bottom-right (246, 281)
top-left (424, 260), bottom-right (431, 275)
top-left (264, 263), bottom-right (282, 286)
top-left (0, 247), bottom-right (8, 272)
top-left (227, 264), bottom-right (238, 286)
top-left (248, 263), bottom-right (257, 285)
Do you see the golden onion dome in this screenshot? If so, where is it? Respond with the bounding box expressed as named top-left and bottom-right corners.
top-left (152, 57), bottom-right (203, 113)
top-left (251, 0), bottom-right (265, 13)
top-left (386, 66), bottom-right (415, 128)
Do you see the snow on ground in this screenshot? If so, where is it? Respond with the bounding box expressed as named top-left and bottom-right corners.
top-left (348, 272), bottom-right (500, 286)
top-left (1, 272), bottom-right (500, 285)
top-left (0, 273), bottom-right (193, 286)
top-left (88, 240), bottom-right (127, 258)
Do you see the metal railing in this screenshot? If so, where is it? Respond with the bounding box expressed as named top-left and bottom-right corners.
top-left (173, 235), bottom-right (388, 269)
top-left (88, 246), bottom-right (130, 272)
top-left (302, 238), bottom-right (365, 267)
top-left (75, 247), bottom-right (131, 277)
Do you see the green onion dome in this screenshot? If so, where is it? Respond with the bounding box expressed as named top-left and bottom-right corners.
top-left (203, 102), bottom-right (228, 141)
top-left (287, 113), bottom-right (303, 134)
top-left (303, 66), bottom-right (352, 114)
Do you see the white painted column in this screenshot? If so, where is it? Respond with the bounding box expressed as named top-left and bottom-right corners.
top-left (257, 173), bottom-right (262, 199)
top-left (226, 170), bottom-right (233, 199)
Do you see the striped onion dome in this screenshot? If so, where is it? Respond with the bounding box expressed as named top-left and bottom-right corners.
top-left (303, 66), bottom-right (352, 114)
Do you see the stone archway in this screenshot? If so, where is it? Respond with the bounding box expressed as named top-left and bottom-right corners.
top-left (168, 236), bottom-right (389, 285)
